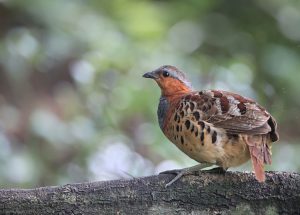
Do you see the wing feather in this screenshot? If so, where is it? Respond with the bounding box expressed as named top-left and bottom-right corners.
top-left (176, 90), bottom-right (278, 140)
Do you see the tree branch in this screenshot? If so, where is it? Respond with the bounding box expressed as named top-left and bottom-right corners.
top-left (0, 171), bottom-right (299, 214)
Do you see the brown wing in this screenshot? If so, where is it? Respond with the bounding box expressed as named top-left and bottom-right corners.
top-left (177, 90), bottom-right (278, 142)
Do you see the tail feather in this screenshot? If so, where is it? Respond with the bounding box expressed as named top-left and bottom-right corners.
top-left (249, 146), bottom-right (266, 182)
top-left (246, 135), bottom-right (272, 182)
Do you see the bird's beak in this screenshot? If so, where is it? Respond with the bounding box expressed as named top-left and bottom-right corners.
top-left (143, 71), bottom-right (158, 79)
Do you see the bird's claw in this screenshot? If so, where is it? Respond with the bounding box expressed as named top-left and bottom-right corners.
top-left (159, 169), bottom-right (182, 175)
top-left (159, 164), bottom-right (213, 187)
top-left (165, 172), bottom-right (185, 188)
top-left (159, 169), bottom-right (188, 188)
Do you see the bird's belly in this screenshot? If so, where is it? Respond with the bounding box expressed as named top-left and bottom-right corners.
top-left (165, 128), bottom-right (250, 168)
top-left (219, 137), bottom-right (250, 168)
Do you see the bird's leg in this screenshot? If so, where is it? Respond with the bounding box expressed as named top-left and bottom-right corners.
top-left (160, 163), bottom-right (213, 188)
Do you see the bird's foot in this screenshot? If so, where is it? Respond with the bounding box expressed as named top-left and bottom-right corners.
top-left (159, 169), bottom-right (182, 175)
top-left (159, 169), bottom-right (188, 187)
top-left (159, 163), bottom-right (213, 188)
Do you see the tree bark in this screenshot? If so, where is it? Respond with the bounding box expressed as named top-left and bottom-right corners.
top-left (0, 171), bottom-right (299, 215)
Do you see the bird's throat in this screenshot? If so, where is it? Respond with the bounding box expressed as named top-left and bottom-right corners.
top-left (158, 79), bottom-right (192, 97)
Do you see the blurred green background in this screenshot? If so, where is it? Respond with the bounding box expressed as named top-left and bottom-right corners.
top-left (0, 0), bottom-right (299, 188)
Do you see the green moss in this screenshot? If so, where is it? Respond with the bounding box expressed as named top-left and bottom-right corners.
top-left (232, 203), bottom-right (254, 215)
top-left (265, 206), bottom-right (278, 215)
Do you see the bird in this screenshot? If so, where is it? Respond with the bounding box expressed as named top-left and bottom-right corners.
top-left (143, 65), bottom-right (279, 187)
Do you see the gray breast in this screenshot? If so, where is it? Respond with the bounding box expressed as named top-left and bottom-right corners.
top-left (157, 96), bottom-right (169, 130)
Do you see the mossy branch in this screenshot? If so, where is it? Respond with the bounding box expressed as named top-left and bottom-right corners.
top-left (0, 171), bottom-right (299, 214)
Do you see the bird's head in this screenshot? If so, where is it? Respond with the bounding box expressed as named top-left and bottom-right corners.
top-left (143, 65), bottom-right (192, 97)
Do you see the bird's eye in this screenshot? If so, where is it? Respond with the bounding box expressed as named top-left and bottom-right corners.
top-left (162, 71), bottom-right (170, 77)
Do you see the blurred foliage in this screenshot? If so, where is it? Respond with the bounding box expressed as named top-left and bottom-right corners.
top-left (0, 0), bottom-right (299, 188)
